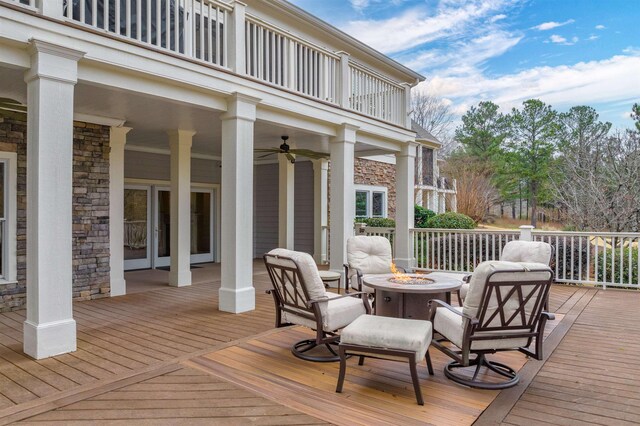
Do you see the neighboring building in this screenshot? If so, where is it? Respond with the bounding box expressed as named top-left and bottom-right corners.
top-left (0, 0), bottom-right (424, 359)
top-left (413, 121), bottom-right (457, 214)
top-left (351, 120), bottom-right (457, 222)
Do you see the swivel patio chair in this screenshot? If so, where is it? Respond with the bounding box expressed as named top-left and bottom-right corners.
top-left (344, 236), bottom-right (395, 295)
top-left (264, 248), bottom-right (371, 362)
top-left (428, 260), bottom-right (554, 389)
top-left (458, 240), bottom-right (553, 304)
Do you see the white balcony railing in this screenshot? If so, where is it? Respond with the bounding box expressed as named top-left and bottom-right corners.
top-left (61, 0), bottom-right (230, 67)
top-left (408, 227), bottom-right (638, 289)
top-left (2, 0), bottom-right (411, 127)
top-left (245, 14), bottom-right (340, 104)
top-left (349, 61), bottom-right (407, 125)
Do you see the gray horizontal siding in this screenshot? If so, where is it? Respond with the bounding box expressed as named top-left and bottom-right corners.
top-left (124, 151), bottom-right (220, 184)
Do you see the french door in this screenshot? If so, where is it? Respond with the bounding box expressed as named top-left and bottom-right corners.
top-left (124, 184), bottom-right (216, 270)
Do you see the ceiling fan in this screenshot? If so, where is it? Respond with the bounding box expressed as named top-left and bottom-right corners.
top-left (0, 98), bottom-right (27, 113)
top-left (254, 136), bottom-right (329, 164)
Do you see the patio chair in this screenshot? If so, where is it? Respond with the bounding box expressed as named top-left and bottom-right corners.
top-left (427, 260), bottom-right (554, 389)
top-left (264, 248), bottom-right (371, 362)
top-left (458, 240), bottom-right (553, 304)
top-left (344, 236), bottom-right (395, 295)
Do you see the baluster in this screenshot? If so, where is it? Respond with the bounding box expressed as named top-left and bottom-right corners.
top-left (115, 0), bottom-right (121, 34)
top-left (80, 0), bottom-right (86, 24)
top-left (215, 7), bottom-right (221, 65)
top-left (166, 0), bottom-right (171, 49)
top-left (125, 0), bottom-right (131, 37)
top-left (155, 0), bottom-right (161, 46)
top-left (145, 0), bottom-right (151, 42)
top-left (104, 0), bottom-right (110, 31)
top-left (199, 0), bottom-right (204, 59)
top-left (136, 0), bottom-right (141, 40)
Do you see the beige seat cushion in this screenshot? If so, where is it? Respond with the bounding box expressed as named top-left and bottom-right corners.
top-left (433, 306), bottom-right (530, 351)
top-left (341, 315), bottom-right (432, 362)
top-left (282, 292), bottom-right (366, 332)
top-left (459, 283), bottom-right (470, 300)
top-left (501, 241), bottom-right (552, 265)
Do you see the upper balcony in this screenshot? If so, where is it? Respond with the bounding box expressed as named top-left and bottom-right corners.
top-left (4, 0), bottom-right (423, 129)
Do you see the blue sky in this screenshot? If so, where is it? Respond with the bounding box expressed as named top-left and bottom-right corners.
top-left (290, 0), bottom-right (640, 130)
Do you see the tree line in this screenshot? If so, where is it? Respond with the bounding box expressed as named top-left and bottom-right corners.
top-left (439, 100), bottom-right (640, 232)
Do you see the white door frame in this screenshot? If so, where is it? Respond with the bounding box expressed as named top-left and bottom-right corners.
top-left (123, 185), bottom-right (152, 270)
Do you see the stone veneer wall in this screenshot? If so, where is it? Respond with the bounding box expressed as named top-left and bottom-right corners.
top-left (354, 158), bottom-right (396, 219)
top-left (0, 110), bottom-right (111, 312)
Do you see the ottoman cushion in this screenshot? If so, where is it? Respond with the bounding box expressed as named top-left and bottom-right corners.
top-left (341, 315), bottom-right (432, 362)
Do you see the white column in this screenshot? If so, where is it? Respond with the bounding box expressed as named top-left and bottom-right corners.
top-left (313, 159), bottom-right (329, 264)
top-left (40, 0), bottom-right (64, 18)
top-left (519, 225), bottom-right (534, 242)
top-left (337, 52), bottom-right (351, 108)
top-left (451, 179), bottom-right (458, 212)
top-left (168, 130), bottom-right (195, 287)
top-left (228, 0), bottom-right (246, 74)
top-left (329, 124), bottom-right (357, 275)
top-left (278, 153), bottom-right (295, 249)
top-left (415, 144), bottom-right (423, 206)
top-left (109, 126), bottom-right (131, 297)
top-left (23, 40), bottom-right (84, 359)
top-left (395, 142), bottom-right (417, 270)
top-left (219, 93), bottom-right (260, 313)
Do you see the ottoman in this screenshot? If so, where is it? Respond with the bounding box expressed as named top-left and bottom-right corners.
top-left (335, 315), bottom-right (434, 405)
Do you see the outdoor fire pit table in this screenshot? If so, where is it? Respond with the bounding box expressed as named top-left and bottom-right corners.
top-left (363, 273), bottom-right (462, 320)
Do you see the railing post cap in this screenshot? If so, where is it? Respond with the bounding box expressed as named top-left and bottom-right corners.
top-left (519, 225), bottom-right (535, 230)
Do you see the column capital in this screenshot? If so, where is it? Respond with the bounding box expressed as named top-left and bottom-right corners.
top-left (222, 93), bottom-right (261, 122)
top-left (333, 123), bottom-right (359, 144)
top-left (110, 127), bottom-right (132, 150)
top-left (396, 141), bottom-right (418, 158)
top-left (24, 39), bottom-right (85, 85)
top-left (167, 129), bottom-right (196, 148)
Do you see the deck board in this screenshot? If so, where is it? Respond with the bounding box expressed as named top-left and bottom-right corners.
top-left (502, 290), bottom-right (640, 425)
top-left (0, 263), bottom-right (630, 425)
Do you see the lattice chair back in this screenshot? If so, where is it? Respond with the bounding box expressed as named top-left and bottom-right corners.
top-left (264, 248), bottom-right (327, 323)
top-left (463, 261), bottom-right (553, 350)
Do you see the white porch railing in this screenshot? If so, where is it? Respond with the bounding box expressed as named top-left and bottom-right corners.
top-left (62, 0), bottom-right (230, 67)
top-left (408, 227), bottom-right (638, 289)
top-left (244, 14), bottom-right (340, 104)
top-left (349, 61), bottom-right (406, 125)
top-left (412, 228), bottom-right (520, 272)
top-left (8, 0), bottom-right (35, 8)
top-left (532, 231), bottom-right (639, 288)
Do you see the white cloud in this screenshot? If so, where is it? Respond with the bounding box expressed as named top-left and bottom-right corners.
top-left (349, 0), bottom-right (370, 10)
top-left (549, 34), bottom-right (578, 45)
top-left (532, 19), bottom-right (575, 31)
top-left (419, 53), bottom-right (640, 117)
top-left (595, 24), bottom-right (606, 30)
top-left (490, 14), bottom-right (507, 22)
top-left (588, 35), bottom-right (599, 41)
top-left (343, 0), bottom-right (518, 54)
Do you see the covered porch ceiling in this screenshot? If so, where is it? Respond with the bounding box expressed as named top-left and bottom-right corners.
top-left (0, 66), bottom-right (400, 160)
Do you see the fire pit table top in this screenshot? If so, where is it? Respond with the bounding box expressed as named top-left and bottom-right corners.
top-left (363, 273), bottom-right (463, 294)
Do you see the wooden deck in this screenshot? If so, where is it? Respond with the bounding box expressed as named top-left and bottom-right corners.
top-left (0, 264), bottom-right (637, 425)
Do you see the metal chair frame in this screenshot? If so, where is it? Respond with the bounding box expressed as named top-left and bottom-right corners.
top-left (264, 253), bottom-right (371, 362)
top-left (428, 267), bottom-right (554, 389)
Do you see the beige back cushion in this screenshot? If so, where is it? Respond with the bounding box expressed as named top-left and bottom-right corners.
top-left (347, 236), bottom-right (393, 276)
top-left (501, 241), bottom-right (552, 265)
top-left (267, 248), bottom-right (327, 303)
top-left (462, 261), bottom-right (551, 325)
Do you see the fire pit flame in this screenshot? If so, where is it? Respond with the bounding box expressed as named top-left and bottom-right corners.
top-left (389, 263), bottom-right (435, 285)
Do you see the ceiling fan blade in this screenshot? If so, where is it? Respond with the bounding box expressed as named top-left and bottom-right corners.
top-left (254, 148), bottom-right (281, 153)
top-left (257, 152), bottom-right (276, 159)
top-left (285, 153), bottom-right (296, 163)
top-left (290, 149), bottom-right (329, 159)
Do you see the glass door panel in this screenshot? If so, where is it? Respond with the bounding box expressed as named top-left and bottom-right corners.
top-left (124, 186), bottom-right (151, 270)
top-left (190, 189), bottom-right (214, 263)
top-left (154, 189), bottom-right (171, 268)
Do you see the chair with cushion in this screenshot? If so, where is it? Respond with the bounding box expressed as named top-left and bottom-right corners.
top-left (264, 248), bottom-right (371, 362)
top-left (344, 236), bottom-right (395, 295)
top-left (458, 240), bottom-right (553, 303)
top-left (428, 260), bottom-right (554, 389)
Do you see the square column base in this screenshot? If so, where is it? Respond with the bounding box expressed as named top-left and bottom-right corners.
top-left (219, 287), bottom-right (256, 313)
top-left (169, 270), bottom-right (192, 287)
top-left (23, 319), bottom-right (76, 360)
top-left (110, 278), bottom-right (127, 297)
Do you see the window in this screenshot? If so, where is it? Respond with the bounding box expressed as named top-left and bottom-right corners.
top-left (0, 152), bottom-right (16, 283)
top-left (354, 185), bottom-right (388, 218)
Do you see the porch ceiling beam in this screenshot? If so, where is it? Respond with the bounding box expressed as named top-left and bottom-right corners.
top-left (256, 107), bottom-right (336, 137)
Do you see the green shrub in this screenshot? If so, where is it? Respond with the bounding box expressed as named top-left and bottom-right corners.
top-left (359, 217), bottom-right (396, 228)
top-left (596, 247), bottom-right (638, 285)
top-left (414, 205), bottom-right (436, 228)
top-left (425, 212), bottom-right (476, 229)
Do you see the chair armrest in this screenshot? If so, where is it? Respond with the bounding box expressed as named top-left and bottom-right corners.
top-left (462, 274), bottom-right (472, 283)
top-left (307, 291), bottom-right (372, 314)
top-left (541, 312), bottom-right (555, 321)
top-left (427, 299), bottom-right (479, 326)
